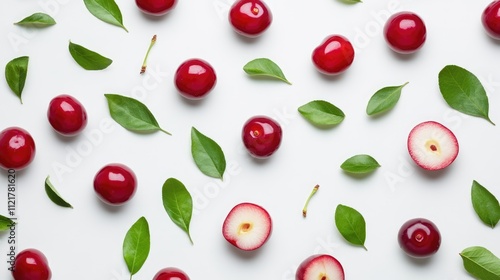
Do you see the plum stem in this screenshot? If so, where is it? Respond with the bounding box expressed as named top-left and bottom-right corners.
top-left (302, 185), bottom-right (319, 217)
top-left (140, 35), bottom-right (157, 74)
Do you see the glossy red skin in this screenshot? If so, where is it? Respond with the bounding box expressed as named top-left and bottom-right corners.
top-left (153, 267), bottom-right (190, 280)
top-left (12, 248), bottom-right (52, 280)
top-left (482, 1), bottom-right (500, 39)
top-left (94, 163), bottom-right (137, 206)
top-left (398, 218), bottom-right (441, 258)
top-left (47, 94), bottom-right (87, 136)
top-left (0, 127), bottom-right (36, 171)
top-left (295, 254), bottom-right (344, 280)
top-left (242, 116), bottom-right (282, 159)
top-left (312, 35), bottom-right (355, 75)
top-left (136, 0), bottom-right (177, 15)
top-left (229, 0), bottom-right (272, 37)
top-left (174, 59), bottom-right (217, 100)
top-left (384, 12), bottom-right (427, 54)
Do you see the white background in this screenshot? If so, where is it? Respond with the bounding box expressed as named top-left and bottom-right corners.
top-left (0, 0), bottom-right (500, 279)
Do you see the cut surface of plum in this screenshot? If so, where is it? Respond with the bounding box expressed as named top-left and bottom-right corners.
top-left (407, 121), bottom-right (458, 170)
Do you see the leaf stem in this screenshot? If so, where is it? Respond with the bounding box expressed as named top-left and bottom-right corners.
top-left (280, 77), bottom-right (292, 85)
top-left (188, 233), bottom-right (194, 245)
top-left (159, 127), bottom-right (172, 136)
top-left (302, 185), bottom-right (319, 217)
top-left (140, 35), bottom-right (157, 74)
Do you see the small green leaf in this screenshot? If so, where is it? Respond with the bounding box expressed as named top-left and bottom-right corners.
top-left (14, 12), bottom-right (56, 27)
top-left (471, 181), bottom-right (500, 228)
top-left (298, 100), bottom-right (345, 126)
top-left (338, 0), bottom-right (362, 4)
top-left (340, 154), bottom-right (380, 174)
top-left (191, 127), bottom-right (226, 179)
top-left (83, 0), bottom-right (128, 32)
top-left (68, 41), bottom-right (112, 70)
top-left (123, 216), bottom-right (150, 279)
top-left (438, 65), bottom-right (494, 125)
top-left (0, 215), bottom-right (15, 231)
top-left (460, 246), bottom-right (500, 280)
top-left (5, 56), bottom-right (29, 104)
top-left (44, 176), bottom-right (73, 208)
top-left (335, 204), bottom-right (367, 250)
top-left (162, 178), bottom-right (193, 244)
top-left (366, 82), bottom-right (408, 116)
top-left (104, 94), bottom-right (171, 135)
top-left (243, 58), bottom-right (291, 84)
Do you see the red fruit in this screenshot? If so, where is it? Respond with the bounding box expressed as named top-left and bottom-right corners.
top-left (398, 218), bottom-right (441, 258)
top-left (222, 202), bottom-right (272, 251)
top-left (229, 0), bottom-right (272, 37)
top-left (482, 0), bottom-right (500, 39)
top-left (242, 116), bottom-right (282, 159)
top-left (174, 59), bottom-right (217, 100)
top-left (12, 248), bottom-right (52, 280)
top-left (47, 94), bottom-right (87, 136)
top-left (384, 12), bottom-right (427, 54)
top-left (407, 121), bottom-right (459, 171)
top-left (93, 163), bottom-right (137, 206)
top-left (136, 0), bottom-right (177, 15)
top-left (0, 127), bottom-right (36, 171)
top-left (153, 267), bottom-right (190, 280)
top-left (295, 254), bottom-right (344, 280)
top-left (312, 35), bottom-right (355, 75)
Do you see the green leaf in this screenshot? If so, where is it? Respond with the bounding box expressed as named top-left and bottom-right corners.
top-left (438, 65), bottom-right (494, 125)
top-left (298, 100), bottom-right (345, 126)
top-left (243, 58), bottom-right (291, 84)
top-left (162, 178), bottom-right (193, 244)
top-left (0, 214), bottom-right (15, 231)
top-left (123, 216), bottom-right (150, 279)
top-left (335, 204), bottom-right (367, 250)
top-left (68, 41), bottom-right (112, 70)
top-left (366, 82), bottom-right (408, 116)
top-left (460, 246), bottom-right (500, 280)
top-left (338, 0), bottom-right (362, 4)
top-left (14, 12), bottom-right (56, 27)
top-left (44, 176), bottom-right (73, 208)
top-left (471, 181), bottom-right (500, 228)
top-left (104, 94), bottom-right (171, 135)
top-left (340, 154), bottom-right (380, 174)
top-left (191, 127), bottom-right (226, 179)
top-left (83, 0), bottom-right (128, 32)
top-left (5, 56), bottom-right (29, 104)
